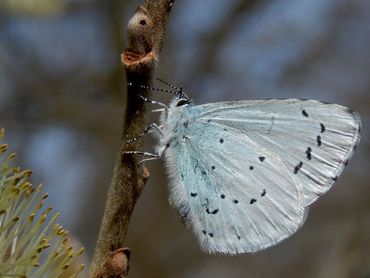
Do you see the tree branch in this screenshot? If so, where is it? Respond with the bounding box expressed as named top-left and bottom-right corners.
top-left (90, 1), bottom-right (175, 277)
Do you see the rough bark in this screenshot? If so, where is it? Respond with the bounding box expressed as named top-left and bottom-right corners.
top-left (90, 1), bottom-right (175, 277)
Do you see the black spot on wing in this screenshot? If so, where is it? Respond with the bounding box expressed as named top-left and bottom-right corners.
top-left (183, 120), bottom-right (189, 128)
top-left (208, 233), bottom-right (214, 238)
top-left (249, 166), bottom-right (254, 170)
top-left (294, 161), bottom-right (303, 174)
top-left (202, 230), bottom-right (206, 235)
top-left (259, 156), bottom-right (265, 162)
top-left (219, 138), bottom-right (224, 144)
top-left (211, 165), bottom-right (216, 170)
top-left (211, 209), bottom-right (219, 215)
top-left (317, 135), bottom-right (322, 146)
top-left (320, 123), bottom-right (326, 133)
top-left (331, 176), bottom-right (338, 181)
top-left (201, 171), bottom-right (207, 176)
top-left (261, 189), bottom-right (266, 197)
top-left (250, 198), bottom-right (257, 204)
top-left (190, 192), bottom-right (197, 197)
top-left (306, 147), bottom-right (312, 160)
top-left (203, 199), bottom-right (219, 215)
top-left (220, 194), bottom-right (226, 199)
top-left (302, 110), bottom-right (309, 117)
top-left (233, 199), bottom-right (239, 204)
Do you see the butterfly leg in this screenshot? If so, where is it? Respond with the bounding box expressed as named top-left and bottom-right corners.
top-left (136, 142), bottom-right (171, 165)
top-left (137, 156), bottom-right (161, 165)
top-left (151, 108), bottom-right (166, 113)
top-left (137, 94), bottom-right (168, 109)
top-left (123, 151), bottom-right (161, 166)
top-left (123, 151), bottom-right (159, 157)
top-left (125, 123), bottom-right (163, 144)
top-left (123, 140), bottom-right (170, 166)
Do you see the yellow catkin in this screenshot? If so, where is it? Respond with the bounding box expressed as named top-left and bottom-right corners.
top-left (51, 212), bottom-right (60, 222)
top-left (67, 250), bottom-right (74, 258)
top-left (0, 144), bottom-right (8, 153)
top-left (45, 207), bottom-right (53, 214)
top-left (38, 214), bottom-right (47, 224)
top-left (11, 187), bottom-right (21, 195)
top-left (25, 190), bottom-right (33, 198)
top-left (8, 152), bottom-right (16, 160)
top-left (24, 170), bottom-right (33, 178)
top-left (0, 129), bottom-right (85, 277)
top-left (29, 213), bottom-right (35, 222)
top-left (77, 247), bottom-right (85, 255)
top-left (21, 182), bottom-right (31, 190)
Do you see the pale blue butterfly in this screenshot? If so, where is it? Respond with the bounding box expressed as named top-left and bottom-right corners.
top-left (125, 79), bottom-right (361, 254)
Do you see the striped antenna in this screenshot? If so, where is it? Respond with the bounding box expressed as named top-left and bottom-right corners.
top-left (128, 80), bottom-right (191, 101)
top-left (156, 77), bottom-right (181, 91)
top-left (128, 82), bottom-right (179, 97)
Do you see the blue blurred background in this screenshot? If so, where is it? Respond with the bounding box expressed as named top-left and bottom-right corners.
top-left (0, 0), bottom-right (369, 277)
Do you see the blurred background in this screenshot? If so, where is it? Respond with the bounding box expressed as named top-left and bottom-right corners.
top-left (0, 0), bottom-right (369, 277)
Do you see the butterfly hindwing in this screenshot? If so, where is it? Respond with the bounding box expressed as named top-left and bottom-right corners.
top-left (164, 110), bottom-right (305, 254)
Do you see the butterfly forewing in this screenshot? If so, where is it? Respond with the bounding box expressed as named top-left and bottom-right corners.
top-left (195, 99), bottom-right (361, 205)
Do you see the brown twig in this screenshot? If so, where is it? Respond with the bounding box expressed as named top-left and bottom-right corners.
top-left (90, 1), bottom-right (175, 277)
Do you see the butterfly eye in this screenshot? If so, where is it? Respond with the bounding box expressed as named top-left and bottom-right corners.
top-left (176, 99), bottom-right (190, 107)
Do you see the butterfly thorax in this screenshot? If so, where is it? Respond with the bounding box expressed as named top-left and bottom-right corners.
top-left (157, 97), bottom-right (193, 154)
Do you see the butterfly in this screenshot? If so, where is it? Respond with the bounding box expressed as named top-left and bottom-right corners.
top-left (125, 80), bottom-right (361, 254)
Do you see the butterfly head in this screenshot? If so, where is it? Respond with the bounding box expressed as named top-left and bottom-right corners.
top-left (175, 86), bottom-right (192, 107)
top-left (175, 98), bottom-right (192, 107)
